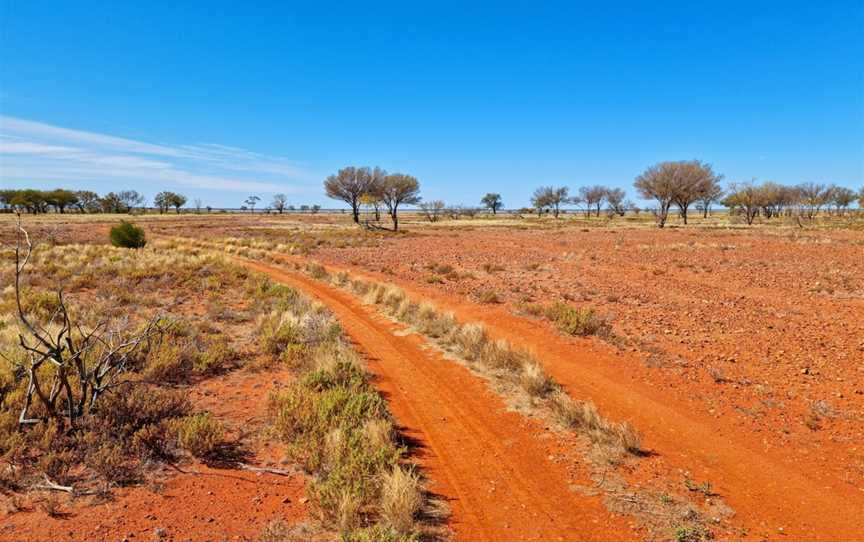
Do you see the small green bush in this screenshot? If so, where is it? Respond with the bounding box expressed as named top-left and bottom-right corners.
top-left (173, 412), bottom-right (225, 458)
top-left (194, 338), bottom-right (237, 374)
top-left (545, 302), bottom-right (609, 336)
top-left (109, 221), bottom-right (147, 249)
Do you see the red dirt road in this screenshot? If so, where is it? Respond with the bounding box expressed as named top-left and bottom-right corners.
top-left (242, 259), bottom-right (639, 542)
top-left (301, 257), bottom-right (864, 542)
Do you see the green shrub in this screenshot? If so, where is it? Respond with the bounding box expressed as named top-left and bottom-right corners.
top-left (173, 412), bottom-right (225, 458)
top-left (96, 386), bottom-right (191, 440)
top-left (194, 338), bottom-right (237, 374)
top-left (85, 441), bottom-right (138, 484)
top-left (545, 302), bottom-right (609, 336)
top-left (143, 341), bottom-right (194, 382)
top-left (109, 221), bottom-right (146, 249)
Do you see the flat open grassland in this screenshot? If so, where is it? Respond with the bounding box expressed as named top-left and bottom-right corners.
top-left (2, 212), bottom-right (862, 541)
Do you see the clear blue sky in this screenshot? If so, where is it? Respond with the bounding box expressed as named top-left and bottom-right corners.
top-left (1, 1), bottom-right (862, 208)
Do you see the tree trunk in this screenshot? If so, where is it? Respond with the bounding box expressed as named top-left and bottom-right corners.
top-left (391, 210), bottom-right (399, 231)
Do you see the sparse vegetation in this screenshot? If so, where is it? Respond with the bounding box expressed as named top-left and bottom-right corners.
top-left (313, 270), bottom-right (643, 465)
top-left (262, 278), bottom-right (429, 537)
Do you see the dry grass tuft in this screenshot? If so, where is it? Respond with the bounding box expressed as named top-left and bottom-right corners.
top-left (519, 361), bottom-right (554, 397)
top-left (450, 323), bottom-right (488, 361)
top-left (380, 465), bottom-right (423, 534)
top-left (336, 490), bottom-right (361, 533)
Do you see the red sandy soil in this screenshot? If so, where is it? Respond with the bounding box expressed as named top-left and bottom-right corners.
top-left (307, 225), bottom-right (864, 540)
top-left (242, 259), bottom-right (642, 542)
top-left (6, 215), bottom-right (863, 540)
top-left (0, 366), bottom-right (315, 542)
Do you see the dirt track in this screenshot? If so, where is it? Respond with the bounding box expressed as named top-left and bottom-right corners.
top-left (246, 254), bottom-right (863, 541)
top-left (242, 259), bottom-right (638, 541)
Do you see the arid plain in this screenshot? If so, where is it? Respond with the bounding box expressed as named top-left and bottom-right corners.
top-left (1, 212), bottom-right (862, 542)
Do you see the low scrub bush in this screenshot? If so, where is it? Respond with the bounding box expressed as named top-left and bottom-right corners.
top-left (265, 288), bottom-right (425, 537)
top-left (85, 441), bottom-right (138, 485)
top-left (258, 306), bottom-right (340, 358)
top-left (477, 290), bottom-right (501, 304)
top-left (172, 412), bottom-right (225, 458)
top-left (143, 340), bottom-right (194, 382)
top-left (545, 302), bottom-right (610, 336)
top-left (194, 337), bottom-right (237, 374)
top-left (481, 263), bottom-right (504, 273)
top-left (307, 263), bottom-right (329, 280)
top-left (109, 221), bottom-right (147, 249)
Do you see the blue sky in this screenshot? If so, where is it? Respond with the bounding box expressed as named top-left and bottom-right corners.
top-left (1, 1), bottom-right (862, 209)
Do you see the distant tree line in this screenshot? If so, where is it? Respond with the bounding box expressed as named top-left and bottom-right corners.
top-left (0, 188), bottom-right (326, 215)
top-left (0, 188), bottom-right (149, 214)
top-left (517, 161), bottom-right (862, 228)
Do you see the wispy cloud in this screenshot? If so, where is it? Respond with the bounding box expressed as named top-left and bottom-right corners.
top-left (0, 116), bottom-right (314, 193)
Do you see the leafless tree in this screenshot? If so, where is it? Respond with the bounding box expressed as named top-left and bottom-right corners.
top-left (6, 217), bottom-right (162, 431)
top-left (271, 193), bottom-right (288, 214)
top-left (531, 188), bottom-right (550, 217)
top-left (324, 166), bottom-right (385, 224)
top-left (532, 186), bottom-right (569, 218)
top-left (194, 198), bottom-right (203, 214)
top-left (454, 205), bottom-right (480, 219)
top-left (419, 200), bottom-right (445, 222)
top-left (381, 173), bottom-right (421, 231)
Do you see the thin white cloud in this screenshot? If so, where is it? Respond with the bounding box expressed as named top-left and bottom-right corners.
top-left (0, 116), bottom-right (314, 193)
